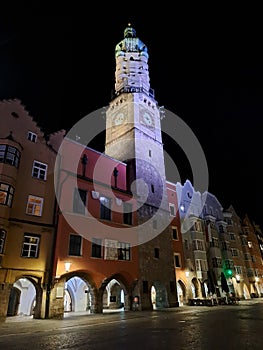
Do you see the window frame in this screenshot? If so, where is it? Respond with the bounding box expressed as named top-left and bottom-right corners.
top-left (100, 196), bottom-right (112, 220)
top-left (27, 131), bottom-right (37, 143)
top-left (0, 144), bottom-right (20, 168)
top-left (91, 238), bottom-right (102, 258)
top-left (68, 234), bottom-right (82, 256)
top-left (21, 233), bottom-right (40, 258)
top-left (26, 195), bottom-right (44, 216)
top-left (0, 182), bottom-right (14, 207)
top-left (73, 188), bottom-right (87, 214)
top-left (32, 160), bottom-right (48, 180)
top-left (174, 254), bottom-right (181, 267)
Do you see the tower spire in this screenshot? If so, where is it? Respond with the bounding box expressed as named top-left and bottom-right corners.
top-left (114, 24), bottom-right (152, 98)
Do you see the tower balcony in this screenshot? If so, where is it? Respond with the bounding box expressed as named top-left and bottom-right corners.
top-left (113, 85), bottom-right (155, 99)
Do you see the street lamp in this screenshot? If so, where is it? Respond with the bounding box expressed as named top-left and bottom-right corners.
top-left (64, 262), bottom-right (71, 272)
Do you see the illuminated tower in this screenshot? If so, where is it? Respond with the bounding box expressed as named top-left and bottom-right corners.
top-left (105, 24), bottom-right (178, 309)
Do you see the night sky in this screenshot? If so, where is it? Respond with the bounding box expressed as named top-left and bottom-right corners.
top-left (1, 12), bottom-right (262, 229)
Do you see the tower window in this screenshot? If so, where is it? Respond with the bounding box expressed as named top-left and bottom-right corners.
top-left (174, 254), bottom-right (181, 267)
top-left (172, 226), bottom-right (178, 240)
top-left (151, 184), bottom-right (154, 193)
top-left (154, 248), bottom-right (159, 258)
top-left (149, 150), bottom-right (152, 157)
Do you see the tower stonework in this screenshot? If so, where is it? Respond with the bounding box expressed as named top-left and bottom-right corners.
top-left (105, 25), bottom-right (178, 309)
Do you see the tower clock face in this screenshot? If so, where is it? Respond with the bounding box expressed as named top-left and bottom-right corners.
top-left (140, 109), bottom-right (154, 128)
top-left (143, 112), bottom-right (153, 126)
top-left (113, 111), bottom-right (126, 126)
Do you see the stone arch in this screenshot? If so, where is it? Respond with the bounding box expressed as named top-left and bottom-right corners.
top-left (7, 275), bottom-right (42, 319)
top-left (64, 272), bottom-right (97, 315)
top-left (151, 280), bottom-right (169, 309)
top-left (98, 273), bottom-right (131, 313)
top-left (191, 277), bottom-right (200, 298)
top-left (177, 279), bottom-right (187, 306)
top-left (242, 283), bottom-right (250, 299)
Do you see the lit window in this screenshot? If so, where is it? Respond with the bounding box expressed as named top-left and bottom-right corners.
top-left (32, 161), bottom-right (48, 180)
top-left (248, 241), bottom-right (253, 248)
top-left (27, 131), bottom-right (37, 142)
top-left (26, 195), bottom-right (43, 216)
top-left (0, 183), bottom-right (14, 206)
top-left (21, 234), bottom-right (40, 258)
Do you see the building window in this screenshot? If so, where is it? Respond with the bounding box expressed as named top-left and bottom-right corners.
top-left (27, 131), bottom-right (37, 142)
top-left (26, 195), bottom-right (43, 216)
top-left (100, 196), bottom-right (111, 220)
top-left (123, 202), bottom-right (132, 225)
top-left (21, 234), bottom-right (40, 258)
top-left (193, 221), bottom-right (202, 232)
top-left (212, 257), bottom-right (222, 268)
top-left (244, 253), bottom-right (250, 260)
top-left (154, 248), bottom-right (159, 258)
top-left (69, 234), bottom-right (82, 256)
top-left (73, 188), bottom-right (87, 214)
top-left (151, 184), bottom-right (155, 193)
top-left (0, 229), bottom-right (6, 254)
top-left (172, 226), bottom-right (178, 240)
top-left (91, 238), bottom-right (102, 258)
top-left (225, 217), bottom-right (232, 225)
top-left (235, 266), bottom-right (242, 275)
top-left (241, 236), bottom-right (248, 246)
top-left (0, 144), bottom-right (20, 168)
top-left (118, 242), bottom-right (130, 260)
top-left (229, 233), bottom-right (236, 240)
top-left (195, 259), bottom-right (208, 271)
top-left (104, 239), bottom-right (130, 260)
top-left (169, 203), bottom-right (175, 216)
top-left (210, 237), bottom-right (219, 248)
top-left (218, 225), bottom-right (225, 233)
top-left (193, 239), bottom-right (204, 251)
top-left (174, 254), bottom-right (181, 267)
top-left (149, 150), bottom-right (152, 157)
top-left (184, 239), bottom-right (189, 250)
top-left (32, 161), bottom-right (48, 180)
top-left (231, 248), bottom-right (238, 257)
top-left (0, 183), bottom-right (14, 206)
top-left (224, 259), bottom-right (234, 269)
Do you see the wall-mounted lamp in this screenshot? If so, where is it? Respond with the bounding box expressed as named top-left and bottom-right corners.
top-left (255, 276), bottom-right (259, 283)
top-left (236, 274), bottom-right (240, 283)
top-left (185, 271), bottom-right (190, 278)
top-left (64, 262), bottom-right (71, 273)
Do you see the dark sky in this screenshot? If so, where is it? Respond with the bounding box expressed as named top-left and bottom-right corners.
top-left (1, 13), bottom-right (262, 229)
